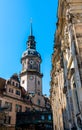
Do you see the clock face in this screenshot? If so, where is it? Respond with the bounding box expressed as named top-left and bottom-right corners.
top-left (29, 60), bottom-right (34, 65)
top-left (29, 76), bottom-right (34, 80)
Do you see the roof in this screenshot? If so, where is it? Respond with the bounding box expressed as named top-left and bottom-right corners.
top-left (22, 49), bottom-right (41, 59)
top-left (10, 73), bottom-right (20, 82)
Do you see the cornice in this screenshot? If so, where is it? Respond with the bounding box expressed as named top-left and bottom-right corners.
top-left (20, 70), bottom-right (43, 78)
top-left (68, 1), bottom-right (82, 4)
top-left (21, 55), bottom-right (41, 63)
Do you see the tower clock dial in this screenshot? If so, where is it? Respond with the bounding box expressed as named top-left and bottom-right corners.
top-left (29, 60), bottom-right (34, 64)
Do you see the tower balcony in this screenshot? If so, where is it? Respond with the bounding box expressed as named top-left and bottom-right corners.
top-left (20, 69), bottom-right (43, 78)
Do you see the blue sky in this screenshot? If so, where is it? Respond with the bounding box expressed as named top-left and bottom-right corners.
top-left (0, 0), bottom-right (58, 96)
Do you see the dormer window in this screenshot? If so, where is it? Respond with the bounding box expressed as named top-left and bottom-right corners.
top-left (7, 80), bottom-right (10, 84)
top-left (12, 81), bottom-right (14, 86)
top-left (16, 83), bottom-right (19, 87)
top-left (16, 90), bottom-right (20, 96)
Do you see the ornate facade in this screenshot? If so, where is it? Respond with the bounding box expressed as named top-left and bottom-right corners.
top-left (50, 0), bottom-right (82, 130)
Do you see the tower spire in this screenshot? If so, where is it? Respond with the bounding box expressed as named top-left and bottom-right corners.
top-left (30, 18), bottom-right (33, 36)
top-left (27, 19), bottom-right (36, 49)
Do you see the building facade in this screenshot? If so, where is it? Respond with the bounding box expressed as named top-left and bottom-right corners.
top-left (50, 0), bottom-right (82, 130)
top-left (0, 24), bottom-right (51, 129)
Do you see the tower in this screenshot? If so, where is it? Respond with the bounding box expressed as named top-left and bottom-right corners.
top-left (20, 22), bottom-right (43, 96)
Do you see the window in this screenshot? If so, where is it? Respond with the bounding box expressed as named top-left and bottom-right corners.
top-left (7, 80), bottom-right (10, 84)
top-left (28, 43), bottom-right (30, 47)
top-left (16, 90), bottom-right (20, 96)
top-left (37, 99), bottom-right (40, 105)
top-left (22, 80), bottom-right (25, 84)
top-left (33, 63), bottom-right (38, 70)
top-left (11, 89), bottom-right (13, 93)
top-left (16, 104), bottom-right (22, 112)
top-left (38, 92), bottom-right (40, 95)
top-left (41, 115), bottom-right (45, 120)
top-left (38, 81), bottom-right (40, 85)
top-left (48, 115), bottom-right (51, 120)
top-left (5, 102), bottom-right (12, 111)
top-left (16, 83), bottom-right (19, 87)
top-left (9, 88), bottom-right (11, 92)
top-left (4, 116), bottom-right (11, 124)
top-left (25, 107), bottom-right (30, 112)
top-left (9, 88), bottom-right (13, 93)
top-left (29, 64), bottom-right (32, 69)
top-left (12, 81), bottom-right (14, 86)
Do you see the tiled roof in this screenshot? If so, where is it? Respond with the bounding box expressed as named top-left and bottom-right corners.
top-left (10, 73), bottom-right (20, 82)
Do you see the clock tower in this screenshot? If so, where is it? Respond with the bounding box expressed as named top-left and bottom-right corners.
top-left (20, 23), bottom-right (43, 96)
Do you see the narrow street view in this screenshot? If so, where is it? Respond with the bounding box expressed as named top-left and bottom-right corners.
top-left (0, 0), bottom-right (82, 130)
